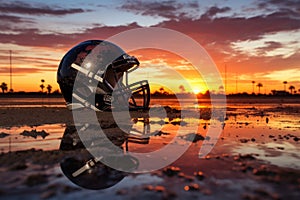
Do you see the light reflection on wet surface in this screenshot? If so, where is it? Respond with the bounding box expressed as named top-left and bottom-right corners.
top-left (0, 124), bottom-right (65, 153)
top-left (0, 102), bottom-right (299, 171)
top-left (0, 102), bottom-right (299, 199)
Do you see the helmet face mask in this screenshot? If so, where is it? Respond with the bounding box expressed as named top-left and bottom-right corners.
top-left (57, 40), bottom-right (150, 111)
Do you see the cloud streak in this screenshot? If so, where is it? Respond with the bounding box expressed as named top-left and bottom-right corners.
top-left (119, 0), bottom-right (200, 19)
top-left (0, 1), bottom-right (86, 16)
top-left (0, 67), bottom-right (55, 75)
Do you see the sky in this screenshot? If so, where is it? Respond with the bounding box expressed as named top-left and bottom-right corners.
top-left (0, 0), bottom-right (299, 94)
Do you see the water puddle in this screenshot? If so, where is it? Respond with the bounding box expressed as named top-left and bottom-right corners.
top-left (0, 123), bottom-right (65, 153)
top-left (232, 141), bottom-right (300, 169)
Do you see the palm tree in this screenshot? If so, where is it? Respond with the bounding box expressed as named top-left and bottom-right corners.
top-left (0, 82), bottom-right (8, 93)
top-left (40, 84), bottom-right (45, 93)
top-left (288, 85), bottom-right (295, 94)
top-left (256, 83), bottom-right (263, 94)
top-left (40, 79), bottom-right (45, 93)
top-left (283, 81), bottom-right (287, 91)
top-left (159, 87), bottom-right (165, 94)
top-left (46, 84), bottom-right (52, 94)
top-left (251, 81), bottom-right (255, 94)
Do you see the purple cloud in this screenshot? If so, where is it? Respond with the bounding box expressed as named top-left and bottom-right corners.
top-left (201, 6), bottom-right (231, 19)
top-left (0, 1), bottom-right (86, 16)
top-left (119, 0), bottom-right (199, 19)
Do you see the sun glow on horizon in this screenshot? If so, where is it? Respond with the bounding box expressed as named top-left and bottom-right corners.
top-left (193, 88), bottom-right (201, 94)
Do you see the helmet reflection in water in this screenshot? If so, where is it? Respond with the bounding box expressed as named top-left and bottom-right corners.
top-left (57, 40), bottom-right (150, 111)
top-left (60, 124), bottom-right (145, 190)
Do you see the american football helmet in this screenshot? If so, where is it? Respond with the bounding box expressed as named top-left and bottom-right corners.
top-left (57, 40), bottom-right (150, 111)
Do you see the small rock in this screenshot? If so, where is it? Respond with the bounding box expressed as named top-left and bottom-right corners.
top-left (163, 166), bottom-right (181, 177)
top-left (184, 183), bottom-right (200, 191)
top-left (154, 185), bottom-right (166, 192)
top-left (240, 139), bottom-right (249, 143)
top-left (184, 133), bottom-right (205, 143)
top-left (239, 154), bottom-right (256, 160)
top-left (144, 185), bottom-right (154, 191)
top-left (204, 155), bottom-right (211, 160)
top-left (252, 165), bottom-right (277, 176)
top-left (0, 132), bottom-right (9, 138)
top-left (194, 171), bottom-right (205, 180)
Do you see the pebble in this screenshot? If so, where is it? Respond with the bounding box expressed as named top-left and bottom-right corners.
top-left (239, 154), bottom-right (256, 160)
top-left (154, 185), bottom-right (166, 192)
top-left (252, 165), bottom-right (277, 176)
top-left (240, 138), bottom-right (249, 143)
top-left (0, 132), bottom-right (10, 138)
top-left (184, 133), bottom-right (205, 142)
top-left (184, 183), bottom-right (200, 191)
top-left (194, 171), bottom-right (205, 180)
top-left (204, 155), bottom-right (211, 160)
top-left (144, 185), bottom-right (154, 191)
top-left (144, 185), bottom-right (167, 194)
top-left (163, 166), bottom-right (181, 177)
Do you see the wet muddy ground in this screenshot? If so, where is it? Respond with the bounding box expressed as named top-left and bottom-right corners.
top-left (0, 102), bottom-right (299, 199)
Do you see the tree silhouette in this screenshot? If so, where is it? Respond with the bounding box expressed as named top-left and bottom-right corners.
top-left (283, 81), bottom-right (287, 91)
top-left (288, 85), bottom-right (295, 94)
top-left (40, 79), bottom-right (45, 93)
top-left (46, 84), bottom-right (52, 94)
top-left (40, 84), bottom-right (45, 92)
top-left (0, 82), bottom-right (8, 93)
top-left (251, 81), bottom-right (255, 94)
top-left (159, 87), bottom-right (164, 94)
top-left (256, 83), bottom-right (263, 94)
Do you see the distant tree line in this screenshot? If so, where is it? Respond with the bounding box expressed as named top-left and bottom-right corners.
top-left (0, 79), bottom-right (299, 97)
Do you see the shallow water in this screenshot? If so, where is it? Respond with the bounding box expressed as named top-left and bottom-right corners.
top-left (0, 100), bottom-right (299, 170)
top-left (0, 123), bottom-right (65, 153)
top-left (0, 97), bottom-right (66, 107)
top-left (0, 100), bottom-right (299, 199)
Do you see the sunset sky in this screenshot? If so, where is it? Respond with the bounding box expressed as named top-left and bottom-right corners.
top-left (0, 0), bottom-right (299, 94)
